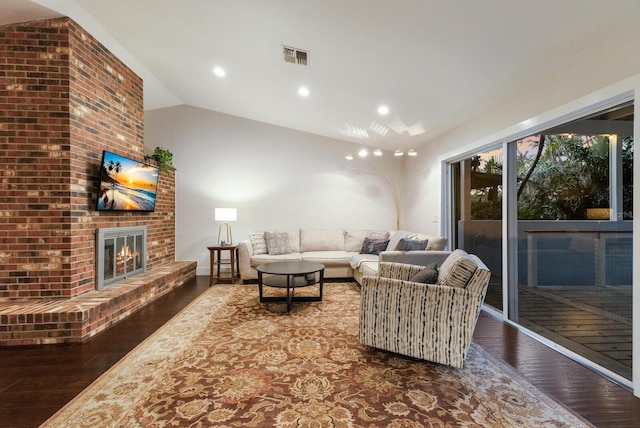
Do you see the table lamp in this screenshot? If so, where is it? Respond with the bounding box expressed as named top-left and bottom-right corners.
top-left (215, 208), bottom-right (237, 245)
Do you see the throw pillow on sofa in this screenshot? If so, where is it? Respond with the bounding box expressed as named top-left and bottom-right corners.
top-left (410, 262), bottom-right (439, 283)
top-left (406, 233), bottom-right (447, 251)
top-left (265, 231), bottom-right (291, 255)
top-left (397, 237), bottom-right (428, 251)
top-left (360, 237), bottom-right (389, 255)
top-left (248, 232), bottom-right (267, 255)
top-left (386, 230), bottom-right (412, 250)
top-left (437, 249), bottom-right (477, 288)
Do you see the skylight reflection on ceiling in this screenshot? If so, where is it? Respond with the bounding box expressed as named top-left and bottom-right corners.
top-left (340, 117), bottom-right (426, 142)
top-left (338, 124), bottom-right (369, 139)
top-left (369, 121), bottom-right (389, 136)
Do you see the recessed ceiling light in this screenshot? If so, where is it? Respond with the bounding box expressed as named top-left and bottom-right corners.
top-left (373, 149), bottom-right (382, 156)
top-left (394, 150), bottom-right (404, 157)
top-left (377, 105), bottom-right (389, 115)
top-left (358, 148), bottom-right (368, 157)
top-left (345, 154), bottom-right (354, 160)
top-left (408, 149), bottom-right (418, 156)
top-left (298, 87), bottom-right (310, 97)
top-left (213, 67), bottom-right (226, 77)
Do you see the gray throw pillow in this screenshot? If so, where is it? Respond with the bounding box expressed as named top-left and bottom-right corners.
top-left (397, 238), bottom-right (428, 251)
top-left (410, 262), bottom-right (439, 284)
top-left (360, 237), bottom-right (389, 255)
top-left (387, 230), bottom-right (412, 251)
top-left (265, 231), bottom-right (291, 255)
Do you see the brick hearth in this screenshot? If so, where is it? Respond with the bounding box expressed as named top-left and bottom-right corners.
top-left (0, 261), bottom-right (196, 346)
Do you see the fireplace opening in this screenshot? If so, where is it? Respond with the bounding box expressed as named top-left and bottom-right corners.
top-left (96, 226), bottom-right (147, 289)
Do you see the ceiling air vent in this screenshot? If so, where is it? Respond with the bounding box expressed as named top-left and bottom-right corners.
top-left (283, 45), bottom-right (309, 66)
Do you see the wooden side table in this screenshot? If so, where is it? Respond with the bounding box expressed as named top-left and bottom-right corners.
top-left (208, 245), bottom-right (239, 285)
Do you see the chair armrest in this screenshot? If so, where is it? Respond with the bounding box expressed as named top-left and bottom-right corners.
top-left (377, 262), bottom-right (425, 281)
top-left (380, 250), bottom-right (451, 267)
top-left (238, 239), bottom-right (253, 257)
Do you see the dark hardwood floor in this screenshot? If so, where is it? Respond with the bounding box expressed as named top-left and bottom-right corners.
top-left (486, 279), bottom-right (633, 380)
top-left (1, 276), bottom-right (639, 427)
top-left (474, 312), bottom-right (640, 427)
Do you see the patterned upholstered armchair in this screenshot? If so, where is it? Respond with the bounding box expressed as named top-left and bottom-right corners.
top-left (359, 249), bottom-right (491, 368)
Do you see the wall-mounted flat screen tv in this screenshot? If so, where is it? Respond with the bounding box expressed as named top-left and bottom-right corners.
top-left (96, 150), bottom-right (160, 212)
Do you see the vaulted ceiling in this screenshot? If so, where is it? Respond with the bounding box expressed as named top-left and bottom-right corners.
top-left (3, 0), bottom-right (640, 150)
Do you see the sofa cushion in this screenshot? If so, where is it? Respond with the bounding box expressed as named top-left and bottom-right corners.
top-left (437, 249), bottom-right (477, 288)
top-left (300, 229), bottom-right (345, 252)
top-left (359, 260), bottom-right (379, 276)
top-left (407, 233), bottom-right (447, 251)
top-left (345, 230), bottom-right (368, 252)
top-left (361, 237), bottom-right (389, 255)
top-left (248, 232), bottom-right (267, 255)
top-left (265, 231), bottom-right (292, 255)
top-left (349, 253), bottom-right (378, 269)
top-left (397, 237), bottom-right (428, 251)
top-left (410, 262), bottom-right (439, 283)
top-left (251, 252), bottom-right (303, 267)
top-left (302, 251), bottom-right (352, 266)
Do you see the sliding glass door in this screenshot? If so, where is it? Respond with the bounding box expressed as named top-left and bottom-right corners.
top-left (450, 101), bottom-right (634, 383)
top-left (450, 147), bottom-right (504, 311)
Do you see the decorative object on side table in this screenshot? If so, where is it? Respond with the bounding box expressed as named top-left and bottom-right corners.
top-left (215, 208), bottom-right (237, 245)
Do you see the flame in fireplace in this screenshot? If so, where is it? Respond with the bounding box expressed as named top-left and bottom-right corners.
top-left (116, 244), bottom-right (141, 275)
top-left (120, 245), bottom-right (133, 262)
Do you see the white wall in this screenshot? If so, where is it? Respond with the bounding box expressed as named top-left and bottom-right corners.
top-left (144, 105), bottom-right (402, 274)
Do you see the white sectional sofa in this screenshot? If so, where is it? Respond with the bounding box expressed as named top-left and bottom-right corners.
top-left (238, 228), bottom-right (447, 283)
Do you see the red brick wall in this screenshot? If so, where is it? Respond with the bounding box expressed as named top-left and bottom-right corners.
top-left (0, 17), bottom-right (175, 300)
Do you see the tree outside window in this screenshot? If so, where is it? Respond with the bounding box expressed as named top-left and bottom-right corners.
top-left (469, 134), bottom-right (633, 221)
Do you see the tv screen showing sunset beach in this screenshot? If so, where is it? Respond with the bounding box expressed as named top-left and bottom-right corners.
top-left (96, 151), bottom-right (160, 212)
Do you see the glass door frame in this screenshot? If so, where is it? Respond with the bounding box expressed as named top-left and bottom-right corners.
top-left (442, 91), bottom-right (637, 395)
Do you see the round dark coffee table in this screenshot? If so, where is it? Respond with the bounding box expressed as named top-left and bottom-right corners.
top-left (257, 261), bottom-right (325, 312)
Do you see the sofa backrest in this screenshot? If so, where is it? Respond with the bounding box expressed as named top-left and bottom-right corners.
top-left (300, 229), bottom-right (346, 252)
top-left (246, 228), bottom-right (449, 255)
top-left (345, 230), bottom-right (369, 252)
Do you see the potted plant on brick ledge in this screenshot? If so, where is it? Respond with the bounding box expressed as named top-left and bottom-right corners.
top-left (150, 146), bottom-right (174, 173)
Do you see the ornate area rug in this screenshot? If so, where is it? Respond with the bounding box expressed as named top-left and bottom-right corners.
top-left (43, 282), bottom-right (592, 427)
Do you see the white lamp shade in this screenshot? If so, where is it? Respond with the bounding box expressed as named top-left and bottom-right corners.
top-left (215, 208), bottom-right (237, 222)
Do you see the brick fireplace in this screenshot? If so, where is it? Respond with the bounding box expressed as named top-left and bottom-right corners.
top-left (0, 17), bottom-right (195, 345)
